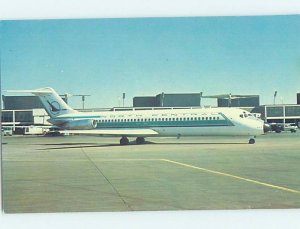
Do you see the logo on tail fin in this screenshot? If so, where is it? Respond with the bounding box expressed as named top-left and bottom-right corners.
top-left (47, 100), bottom-right (61, 114)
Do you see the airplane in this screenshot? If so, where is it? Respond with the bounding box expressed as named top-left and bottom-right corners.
top-left (7, 87), bottom-right (270, 145)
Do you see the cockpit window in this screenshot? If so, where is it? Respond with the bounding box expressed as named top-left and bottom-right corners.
top-left (239, 114), bottom-right (244, 118)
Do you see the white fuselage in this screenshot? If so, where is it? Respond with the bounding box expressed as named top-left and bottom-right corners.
top-left (50, 107), bottom-right (264, 137)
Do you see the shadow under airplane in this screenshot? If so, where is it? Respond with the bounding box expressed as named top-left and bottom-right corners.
top-left (36, 141), bottom-right (247, 150)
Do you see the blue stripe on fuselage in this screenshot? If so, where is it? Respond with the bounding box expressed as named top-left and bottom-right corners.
top-left (95, 120), bottom-right (234, 129)
top-left (52, 112), bottom-right (234, 128)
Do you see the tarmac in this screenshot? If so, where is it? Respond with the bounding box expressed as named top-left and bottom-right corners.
top-left (2, 132), bottom-right (300, 213)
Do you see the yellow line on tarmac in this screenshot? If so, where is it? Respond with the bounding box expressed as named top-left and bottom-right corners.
top-left (161, 159), bottom-right (300, 194)
top-left (2, 158), bottom-right (161, 162)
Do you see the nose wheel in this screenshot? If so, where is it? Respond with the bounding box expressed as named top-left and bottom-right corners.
top-left (248, 138), bottom-right (255, 144)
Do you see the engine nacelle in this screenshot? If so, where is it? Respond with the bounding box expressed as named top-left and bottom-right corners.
top-left (63, 119), bottom-right (97, 130)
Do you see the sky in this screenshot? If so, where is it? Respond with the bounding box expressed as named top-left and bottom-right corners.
top-left (1, 15), bottom-right (300, 109)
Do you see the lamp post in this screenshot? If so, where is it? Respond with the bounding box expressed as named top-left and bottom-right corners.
top-left (122, 93), bottom-right (125, 107)
top-left (274, 91), bottom-right (277, 105)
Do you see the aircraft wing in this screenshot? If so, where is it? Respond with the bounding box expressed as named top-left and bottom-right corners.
top-left (59, 128), bottom-right (159, 137)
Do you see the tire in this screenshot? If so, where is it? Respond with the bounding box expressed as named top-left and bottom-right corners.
top-left (136, 137), bottom-right (145, 144)
top-left (120, 137), bottom-right (129, 145)
top-left (275, 129), bottom-right (281, 133)
top-left (248, 138), bottom-right (255, 144)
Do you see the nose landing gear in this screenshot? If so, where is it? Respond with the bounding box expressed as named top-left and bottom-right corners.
top-left (248, 137), bottom-right (256, 144)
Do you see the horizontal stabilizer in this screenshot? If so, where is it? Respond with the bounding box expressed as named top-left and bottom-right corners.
top-left (60, 128), bottom-right (159, 137)
top-left (5, 88), bottom-right (54, 94)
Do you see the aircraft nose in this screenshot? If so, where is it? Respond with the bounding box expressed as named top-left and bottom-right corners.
top-left (263, 123), bottom-right (271, 133)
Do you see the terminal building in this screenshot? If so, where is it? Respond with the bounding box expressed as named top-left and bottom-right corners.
top-left (133, 93), bottom-right (202, 107)
top-left (1, 95), bottom-right (51, 134)
top-left (217, 96), bottom-right (260, 107)
top-left (260, 104), bottom-right (300, 125)
top-left (134, 93), bottom-right (260, 108)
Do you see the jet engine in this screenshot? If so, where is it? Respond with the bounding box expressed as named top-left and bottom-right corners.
top-left (63, 119), bottom-right (97, 130)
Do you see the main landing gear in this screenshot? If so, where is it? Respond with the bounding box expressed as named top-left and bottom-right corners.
top-left (136, 137), bottom-right (145, 144)
top-left (119, 136), bottom-right (146, 145)
top-left (120, 136), bottom-right (129, 145)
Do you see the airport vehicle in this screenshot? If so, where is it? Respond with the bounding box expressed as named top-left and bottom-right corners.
top-left (284, 123), bottom-right (297, 133)
top-left (8, 87), bottom-right (268, 145)
top-left (269, 123), bottom-right (297, 133)
top-left (1, 127), bottom-right (13, 136)
top-left (269, 123), bottom-right (284, 133)
top-left (283, 123), bottom-right (298, 133)
top-left (24, 126), bottom-right (50, 135)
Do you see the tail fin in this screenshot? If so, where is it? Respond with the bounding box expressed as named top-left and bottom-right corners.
top-left (6, 87), bottom-right (77, 118)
